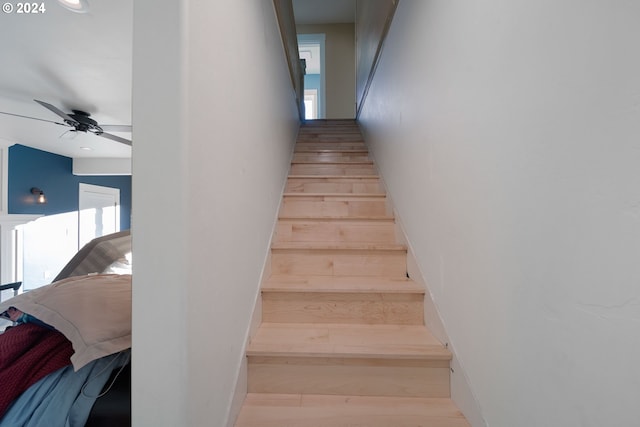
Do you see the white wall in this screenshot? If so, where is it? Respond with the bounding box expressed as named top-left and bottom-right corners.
top-left (132, 1), bottom-right (299, 426)
top-left (359, 1), bottom-right (640, 426)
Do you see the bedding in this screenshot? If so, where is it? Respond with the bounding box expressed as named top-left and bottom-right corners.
top-left (0, 323), bottom-right (74, 417)
top-left (0, 274), bottom-right (131, 370)
top-left (0, 231), bottom-right (133, 425)
top-left (0, 350), bottom-right (130, 427)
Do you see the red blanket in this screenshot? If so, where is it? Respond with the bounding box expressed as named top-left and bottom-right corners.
top-left (0, 323), bottom-right (74, 417)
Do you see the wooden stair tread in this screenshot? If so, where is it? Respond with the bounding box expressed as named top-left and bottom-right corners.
top-left (295, 147), bottom-right (367, 151)
top-left (294, 151), bottom-right (369, 155)
top-left (235, 393), bottom-right (470, 427)
top-left (299, 127), bottom-right (361, 130)
top-left (271, 242), bottom-right (406, 251)
top-left (300, 126), bottom-right (360, 128)
top-left (263, 275), bottom-right (424, 294)
top-left (297, 137), bottom-right (363, 140)
top-left (301, 126), bottom-right (358, 129)
top-left (283, 193), bottom-right (385, 198)
top-left (285, 176), bottom-right (384, 195)
top-left (290, 171), bottom-right (376, 177)
top-left (292, 160), bottom-right (374, 165)
top-left (297, 135), bottom-right (363, 138)
top-left (277, 216), bottom-right (394, 223)
top-left (293, 149), bottom-right (369, 153)
top-left (296, 127), bottom-right (363, 129)
top-left (293, 156), bottom-right (371, 161)
top-left (247, 323), bottom-right (451, 360)
top-left (296, 142), bottom-right (365, 145)
top-left (301, 128), bottom-right (360, 130)
top-left (296, 138), bottom-right (364, 141)
top-left (279, 215), bottom-right (394, 221)
top-left (287, 175), bottom-right (378, 179)
top-left (298, 130), bottom-right (362, 133)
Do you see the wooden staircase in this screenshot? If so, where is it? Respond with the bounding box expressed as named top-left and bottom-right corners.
top-left (234, 120), bottom-right (470, 426)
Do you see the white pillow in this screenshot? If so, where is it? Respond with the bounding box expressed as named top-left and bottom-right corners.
top-left (0, 274), bottom-right (131, 370)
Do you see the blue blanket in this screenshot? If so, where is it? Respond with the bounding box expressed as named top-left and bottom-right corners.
top-left (0, 350), bottom-right (130, 427)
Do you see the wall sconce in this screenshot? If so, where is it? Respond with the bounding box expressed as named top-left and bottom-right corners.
top-left (31, 187), bottom-right (46, 204)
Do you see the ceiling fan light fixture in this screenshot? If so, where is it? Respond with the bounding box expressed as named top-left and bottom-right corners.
top-left (57, 0), bottom-right (90, 13)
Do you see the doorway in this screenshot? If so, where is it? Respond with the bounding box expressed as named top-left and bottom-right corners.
top-left (78, 183), bottom-right (120, 249)
top-left (298, 33), bottom-right (325, 119)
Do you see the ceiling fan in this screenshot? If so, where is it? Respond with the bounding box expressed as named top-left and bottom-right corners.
top-left (0, 99), bottom-right (132, 146)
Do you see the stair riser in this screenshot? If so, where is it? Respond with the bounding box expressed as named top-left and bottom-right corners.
top-left (298, 134), bottom-right (362, 138)
top-left (297, 132), bottom-right (362, 138)
top-left (292, 153), bottom-right (371, 162)
top-left (285, 180), bottom-right (383, 194)
top-left (247, 357), bottom-right (450, 398)
top-left (304, 121), bottom-right (357, 124)
top-left (235, 394), bottom-right (470, 427)
top-left (274, 222), bottom-right (396, 244)
top-left (290, 164), bottom-right (377, 176)
top-left (299, 128), bottom-right (361, 133)
top-left (280, 198), bottom-right (388, 218)
top-left (271, 250), bottom-right (407, 277)
top-left (262, 292), bottom-right (424, 325)
top-left (295, 143), bottom-right (367, 151)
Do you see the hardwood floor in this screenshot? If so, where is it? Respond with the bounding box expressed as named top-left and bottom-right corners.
top-left (234, 120), bottom-right (470, 427)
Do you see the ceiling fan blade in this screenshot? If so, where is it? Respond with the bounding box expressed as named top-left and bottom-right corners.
top-left (98, 132), bottom-right (132, 146)
top-left (34, 99), bottom-right (79, 125)
top-left (0, 110), bottom-right (69, 126)
top-left (60, 129), bottom-right (79, 140)
top-left (100, 124), bottom-right (132, 132)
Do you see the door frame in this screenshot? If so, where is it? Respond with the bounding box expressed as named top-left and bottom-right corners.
top-left (298, 33), bottom-right (326, 119)
top-left (78, 183), bottom-right (120, 248)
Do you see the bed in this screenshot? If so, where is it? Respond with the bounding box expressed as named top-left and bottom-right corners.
top-left (0, 230), bottom-right (132, 427)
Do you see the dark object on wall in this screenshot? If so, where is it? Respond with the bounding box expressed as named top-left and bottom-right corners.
top-left (30, 187), bottom-right (46, 204)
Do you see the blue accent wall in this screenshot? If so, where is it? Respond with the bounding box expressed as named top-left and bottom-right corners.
top-left (305, 73), bottom-right (321, 92)
top-left (8, 145), bottom-right (131, 229)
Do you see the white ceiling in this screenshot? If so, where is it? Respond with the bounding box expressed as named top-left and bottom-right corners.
top-left (0, 0), bottom-right (353, 161)
top-left (294, 0), bottom-right (355, 75)
top-left (293, 0), bottom-right (356, 25)
top-left (0, 0), bottom-right (132, 159)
